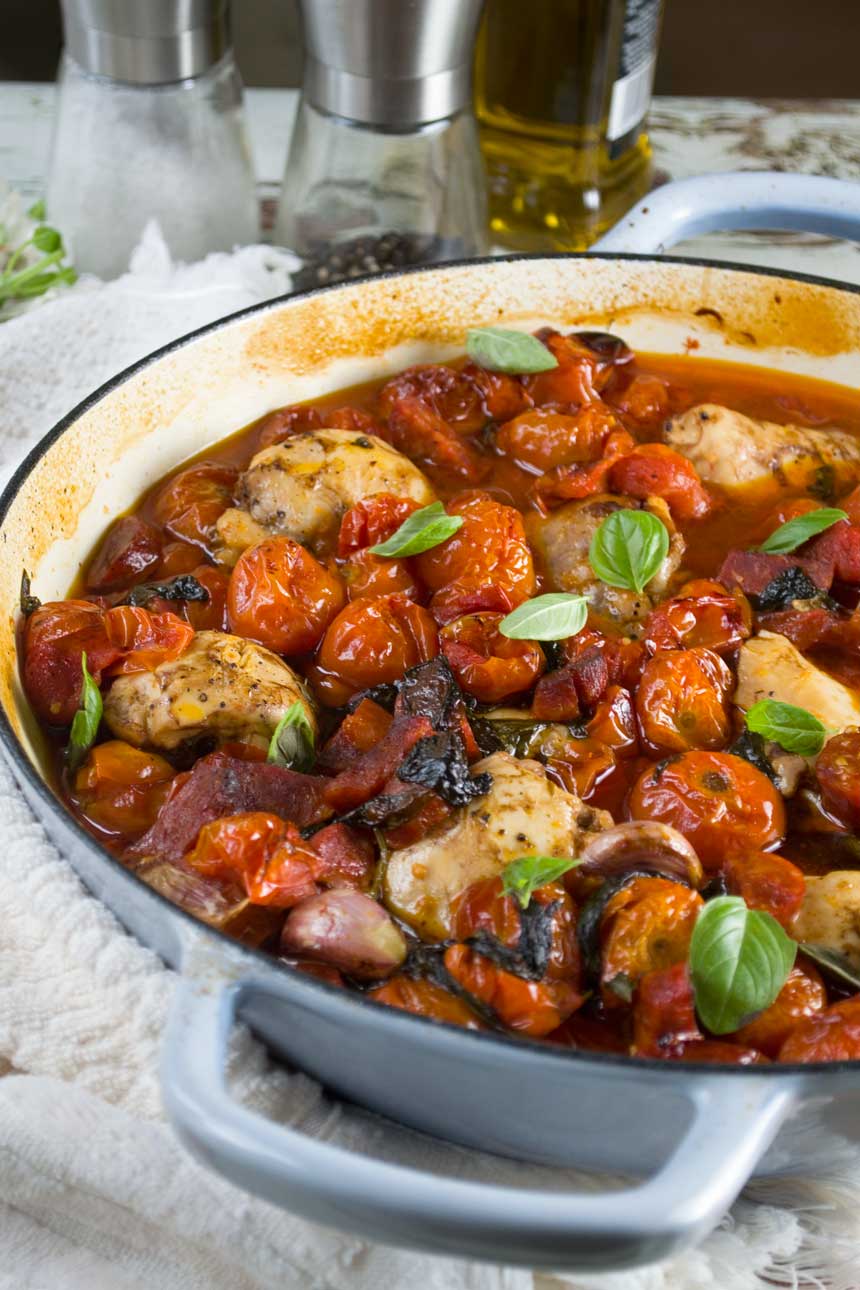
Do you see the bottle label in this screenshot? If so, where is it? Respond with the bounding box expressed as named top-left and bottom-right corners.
top-left (607, 0), bottom-right (661, 158)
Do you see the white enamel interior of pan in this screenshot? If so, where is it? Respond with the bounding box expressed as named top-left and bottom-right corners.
top-left (2, 254), bottom-right (859, 768)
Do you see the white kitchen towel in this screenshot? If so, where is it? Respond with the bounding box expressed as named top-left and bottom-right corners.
top-left (0, 228), bottom-right (859, 1290)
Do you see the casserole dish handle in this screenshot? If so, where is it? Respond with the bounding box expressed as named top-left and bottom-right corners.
top-left (164, 973), bottom-right (796, 1272)
top-left (593, 170), bottom-right (860, 253)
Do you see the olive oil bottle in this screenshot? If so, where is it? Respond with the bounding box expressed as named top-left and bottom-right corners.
top-left (474, 0), bottom-right (663, 251)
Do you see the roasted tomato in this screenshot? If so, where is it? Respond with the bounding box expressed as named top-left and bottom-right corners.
top-left (187, 812), bottom-right (322, 908)
top-left (532, 429), bottom-right (636, 505)
top-left (152, 461), bottom-right (238, 550)
top-left (546, 736), bottom-right (617, 801)
top-left (255, 403), bottom-right (322, 449)
top-left (779, 997), bottom-right (860, 1062)
top-left (415, 491), bottom-right (536, 622)
top-left (599, 876), bottom-right (703, 1006)
top-left (378, 363), bottom-right (487, 434)
top-left (816, 730), bottom-right (860, 829)
top-left (642, 580), bottom-right (751, 656)
top-left (443, 944), bottom-right (583, 1037)
top-left (609, 443), bottom-right (713, 521)
top-left (317, 698), bottom-right (393, 773)
top-left (340, 549), bottom-right (422, 601)
top-left (495, 405), bottom-right (617, 474)
top-left (525, 331), bottom-right (602, 405)
top-left (735, 964), bottom-right (827, 1057)
top-left (185, 564), bottom-right (230, 632)
top-left (103, 605), bottom-right (195, 674)
top-left (632, 961), bottom-right (701, 1057)
top-left (461, 361), bottom-right (531, 421)
top-left (629, 751), bottom-right (786, 869)
top-left (723, 851), bottom-right (806, 929)
top-left (634, 647), bottom-right (733, 756)
top-left (337, 494), bottom-right (422, 556)
top-left (451, 876), bottom-right (579, 980)
top-left (608, 372), bottom-right (672, 428)
top-left (227, 535), bottom-right (346, 656)
top-left (72, 740), bottom-right (174, 838)
top-left (86, 516), bottom-right (162, 591)
top-left (310, 593), bottom-right (438, 706)
top-left (440, 612), bottom-right (544, 703)
top-left (23, 600), bottom-right (121, 724)
top-left (158, 539), bottom-right (205, 577)
top-left (587, 685), bottom-right (639, 755)
top-left (367, 974), bottom-right (487, 1029)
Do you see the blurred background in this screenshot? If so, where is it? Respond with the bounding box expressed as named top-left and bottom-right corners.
top-left (3, 0), bottom-right (860, 95)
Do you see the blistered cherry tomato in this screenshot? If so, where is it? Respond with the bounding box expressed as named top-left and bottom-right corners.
top-left (86, 516), bottom-right (162, 591)
top-left (440, 612), bottom-right (544, 703)
top-left (310, 593), bottom-right (438, 706)
top-left (443, 944), bottom-right (583, 1037)
top-left (735, 964), bottom-right (826, 1057)
top-left (461, 361), bottom-right (531, 421)
top-left (255, 403), bottom-right (322, 449)
top-left (73, 740), bottom-right (174, 837)
top-left (532, 428), bottom-right (636, 505)
top-left (337, 494), bottom-right (422, 556)
top-left (367, 975), bottom-right (487, 1029)
top-left (23, 600), bottom-right (121, 723)
top-left (187, 812), bottom-right (321, 908)
top-left (816, 730), bottom-right (860, 829)
top-left (546, 736), bottom-right (617, 801)
top-left (632, 961), bottom-right (701, 1057)
top-left (103, 606), bottom-right (195, 674)
top-left (495, 405), bottom-right (616, 474)
top-left (635, 647), bottom-right (732, 755)
top-left (526, 332), bottom-right (602, 405)
top-left (152, 461), bottom-right (237, 550)
top-left (629, 751), bottom-right (786, 870)
top-left (185, 564), bottom-right (230, 632)
top-left (451, 876), bottom-right (579, 980)
top-left (587, 685), bottom-right (639, 756)
top-left (642, 580), bottom-right (751, 656)
top-left (600, 876), bottom-right (703, 1006)
top-left (609, 443), bottom-right (713, 521)
top-left (415, 491), bottom-right (535, 622)
top-left (228, 535), bottom-right (346, 656)
top-left (723, 851), bottom-right (805, 929)
top-left (609, 372), bottom-right (672, 428)
top-left (779, 997), bottom-right (860, 1062)
top-left (341, 548), bottom-right (422, 601)
top-left (159, 540), bottom-right (205, 577)
top-left (378, 363), bottom-right (486, 433)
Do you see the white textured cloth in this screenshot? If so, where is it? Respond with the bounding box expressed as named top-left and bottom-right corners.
top-left (1, 229), bottom-right (859, 1290)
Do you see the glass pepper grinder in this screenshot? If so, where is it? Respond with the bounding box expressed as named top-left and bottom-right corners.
top-left (278, 0), bottom-right (488, 290)
top-left (47, 0), bottom-right (258, 280)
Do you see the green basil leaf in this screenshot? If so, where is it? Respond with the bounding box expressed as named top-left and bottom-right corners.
top-left (498, 592), bottom-right (588, 641)
top-left (465, 326), bottom-right (558, 374)
top-left (690, 895), bottom-right (797, 1035)
top-left (32, 225), bottom-right (62, 254)
top-left (369, 501), bottom-right (464, 557)
top-left (799, 943), bottom-right (860, 991)
top-left (267, 701), bottom-right (315, 772)
top-left (745, 699), bottom-right (827, 757)
top-left (588, 508), bottom-right (670, 594)
top-left (66, 652), bottom-right (103, 774)
top-left (501, 853), bottom-right (581, 909)
top-left (758, 507), bottom-right (848, 555)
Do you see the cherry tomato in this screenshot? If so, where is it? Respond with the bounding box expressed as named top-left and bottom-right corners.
top-left (635, 647), bottom-right (732, 756)
top-left (325, 406), bottom-right (386, 437)
top-left (443, 944), bottom-right (583, 1037)
top-left (23, 600), bottom-right (121, 724)
top-left (415, 491), bottom-right (535, 621)
top-left (451, 876), bottom-right (579, 980)
top-left (817, 730), bottom-right (860, 829)
top-left (723, 851), bottom-right (806, 929)
top-left (228, 535), bottom-right (346, 656)
top-left (600, 876), bottom-right (703, 1006)
top-left (159, 540), bottom-right (205, 577)
top-left (525, 332), bottom-right (602, 405)
top-left (309, 593), bottom-right (438, 706)
top-left (440, 612), bottom-right (544, 703)
top-left (609, 372), bottom-right (672, 428)
top-left (546, 736), bottom-right (617, 801)
top-left (609, 443), bottom-right (713, 521)
top-left (460, 361), bottom-right (531, 421)
top-left (587, 685), bottom-right (639, 756)
top-left (340, 548), bottom-right (422, 601)
top-left (187, 811), bottom-right (321, 908)
top-left (185, 564), bottom-right (230, 632)
top-left (103, 606), bottom-right (195, 674)
top-left (318, 698), bottom-right (394, 772)
top-left (642, 580), bottom-right (751, 656)
top-left (779, 996), bottom-right (860, 1062)
top-left (378, 363), bottom-right (486, 433)
top-left (152, 461), bottom-right (238, 550)
top-left (255, 403), bottom-right (322, 449)
top-left (367, 975), bottom-right (487, 1029)
top-left (73, 740), bottom-right (174, 838)
top-left (533, 429), bottom-right (636, 505)
top-left (632, 962), bottom-right (701, 1057)
top-left (629, 751), bottom-right (786, 870)
top-left (86, 516), bottom-right (162, 591)
top-left (735, 964), bottom-right (827, 1057)
top-left (495, 405), bottom-right (616, 474)
top-left (337, 495), bottom-right (422, 556)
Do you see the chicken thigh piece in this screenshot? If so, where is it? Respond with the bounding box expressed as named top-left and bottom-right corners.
top-left (216, 428), bottom-right (435, 557)
top-left (793, 871), bottom-right (860, 969)
top-left (383, 752), bottom-right (611, 940)
top-left (664, 404), bottom-right (860, 491)
top-left (104, 630), bottom-right (316, 751)
top-left (735, 631), bottom-right (860, 743)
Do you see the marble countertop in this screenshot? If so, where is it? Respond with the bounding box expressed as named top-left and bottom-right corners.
top-left (2, 84), bottom-right (859, 283)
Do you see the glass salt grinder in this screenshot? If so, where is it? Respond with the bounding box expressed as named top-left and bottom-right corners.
top-left (47, 0), bottom-right (258, 280)
top-left (277, 0), bottom-right (489, 289)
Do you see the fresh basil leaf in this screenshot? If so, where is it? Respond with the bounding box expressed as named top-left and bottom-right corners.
top-left (758, 507), bottom-right (848, 555)
top-left (745, 699), bottom-right (827, 757)
top-left (799, 943), bottom-right (860, 991)
top-left (690, 895), bottom-right (797, 1035)
top-left (369, 501), bottom-right (463, 557)
top-left (499, 592), bottom-right (588, 641)
top-left (66, 653), bottom-right (103, 774)
top-left (267, 701), bottom-right (315, 772)
top-left (501, 853), bottom-right (581, 909)
top-left (588, 508), bottom-right (670, 594)
top-left (465, 326), bottom-right (558, 374)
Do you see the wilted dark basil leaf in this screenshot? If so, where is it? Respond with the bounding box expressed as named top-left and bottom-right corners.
top-left (396, 655), bottom-right (462, 730)
top-left (398, 731), bottom-right (491, 806)
top-left (728, 729), bottom-right (779, 786)
top-left (754, 566), bottom-right (823, 613)
top-left (125, 573), bottom-right (210, 608)
top-left (345, 682), bottom-right (399, 714)
top-left (809, 464), bottom-right (837, 503)
top-left (19, 570), bottom-right (41, 616)
top-left (799, 943), bottom-right (860, 991)
top-left (340, 784), bottom-right (430, 830)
